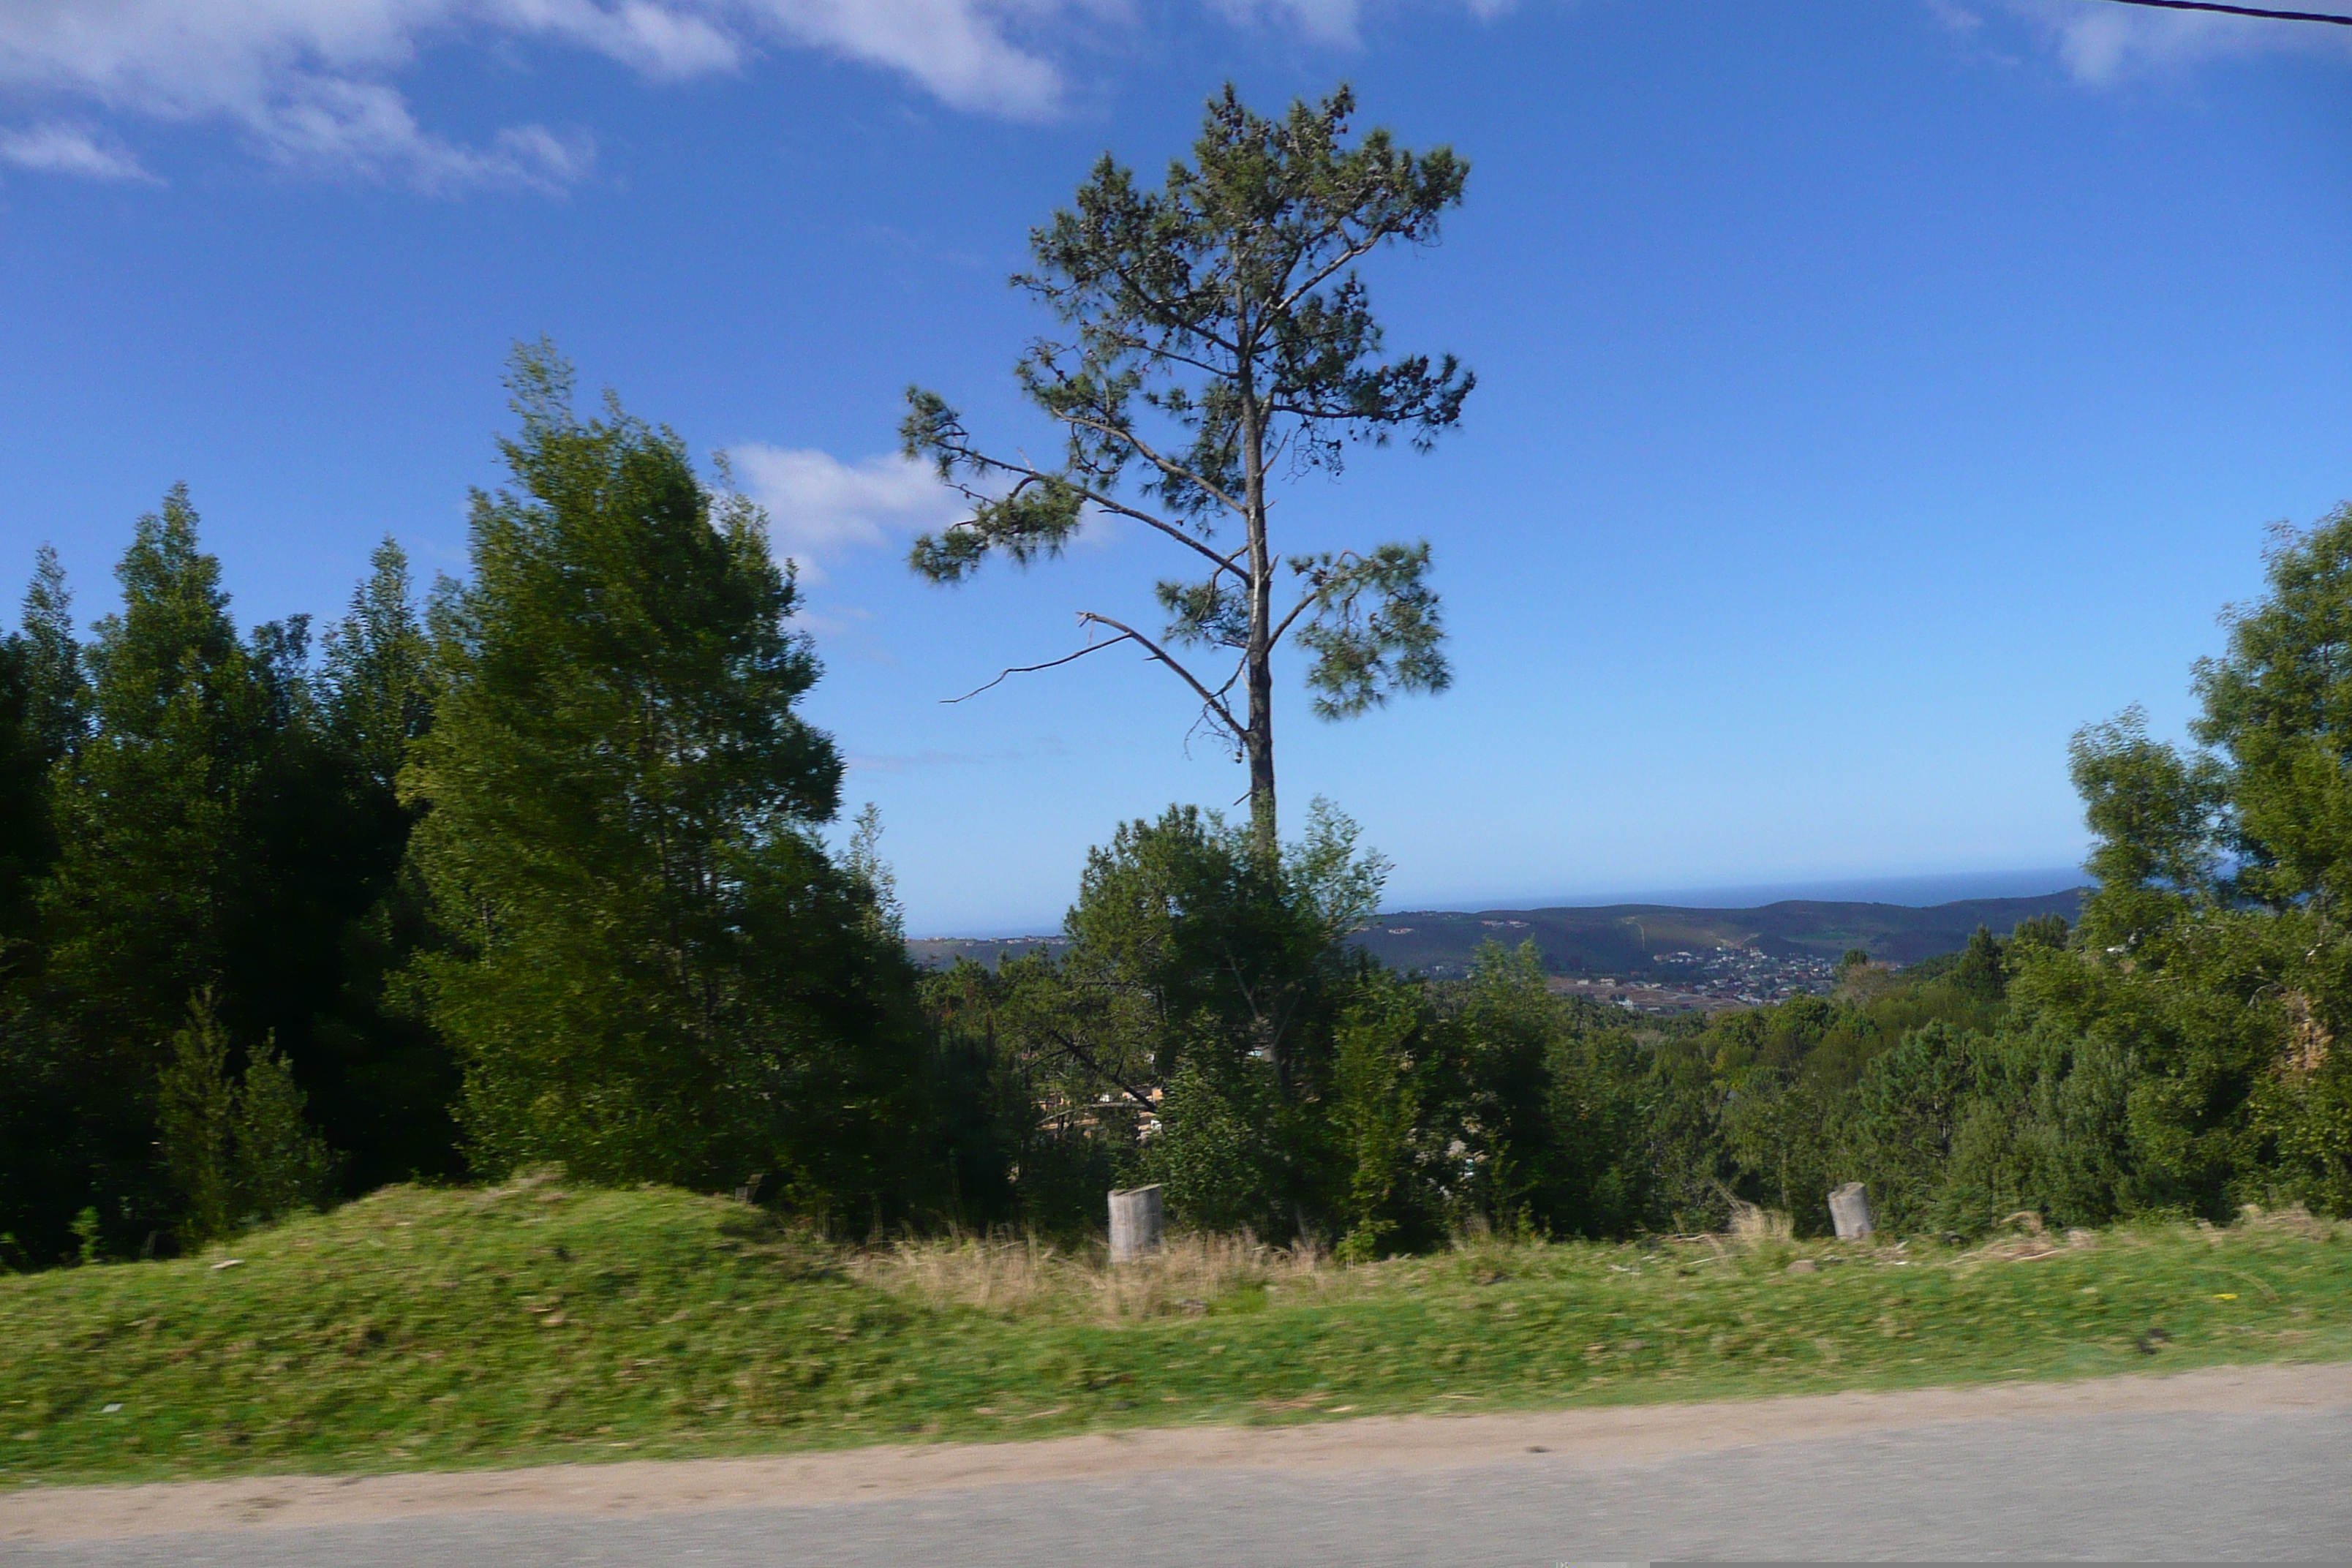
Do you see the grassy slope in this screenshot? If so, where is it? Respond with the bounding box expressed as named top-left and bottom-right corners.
top-left (3, 1179), bottom-right (2348, 1488)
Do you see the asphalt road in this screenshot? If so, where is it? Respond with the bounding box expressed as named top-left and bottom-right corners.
top-left (10, 1379), bottom-right (2350, 1564)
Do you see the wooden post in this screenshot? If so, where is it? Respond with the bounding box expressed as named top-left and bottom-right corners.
top-left (1828, 1182), bottom-right (1874, 1240)
top-left (1109, 1185), bottom-right (1164, 1264)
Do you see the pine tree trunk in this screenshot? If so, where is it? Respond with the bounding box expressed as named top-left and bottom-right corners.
top-left (1246, 696), bottom-right (1276, 861)
top-left (1242, 371), bottom-right (1278, 861)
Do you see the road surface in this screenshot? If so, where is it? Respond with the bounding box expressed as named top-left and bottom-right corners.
top-left (6, 1362), bottom-right (2348, 1564)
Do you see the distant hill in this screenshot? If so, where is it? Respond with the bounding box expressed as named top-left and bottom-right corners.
top-left (910, 888), bottom-right (2088, 977)
top-left (1351, 889), bottom-right (2089, 976)
top-left (906, 934), bottom-right (1072, 971)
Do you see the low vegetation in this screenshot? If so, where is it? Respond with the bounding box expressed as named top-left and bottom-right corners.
top-left (5, 1178), bottom-right (2350, 1489)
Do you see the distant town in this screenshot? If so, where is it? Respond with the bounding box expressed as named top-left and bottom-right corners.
top-left (1546, 947), bottom-right (1846, 1014)
top-left (1380, 920), bottom-right (1843, 1011)
top-left (912, 930), bottom-right (1856, 1017)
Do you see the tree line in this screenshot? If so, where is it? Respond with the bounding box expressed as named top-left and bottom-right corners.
top-left (14, 472), bottom-right (2352, 1262)
top-left (7, 84), bottom-right (2352, 1267)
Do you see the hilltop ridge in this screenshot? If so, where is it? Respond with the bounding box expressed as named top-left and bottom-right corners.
top-left (908, 888), bottom-right (2087, 985)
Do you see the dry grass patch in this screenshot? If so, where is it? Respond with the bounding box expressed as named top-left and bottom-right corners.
top-left (851, 1230), bottom-right (1345, 1322)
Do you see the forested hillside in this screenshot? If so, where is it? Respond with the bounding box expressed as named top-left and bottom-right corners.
top-left (1350, 890), bottom-right (2087, 976)
top-left (908, 890), bottom-right (2086, 979)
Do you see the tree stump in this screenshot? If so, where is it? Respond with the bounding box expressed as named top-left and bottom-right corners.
top-left (1828, 1182), bottom-right (1874, 1240)
top-left (1109, 1185), bottom-right (1164, 1264)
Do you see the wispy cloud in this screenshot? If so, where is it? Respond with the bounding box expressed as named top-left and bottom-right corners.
top-left (1939, 0), bottom-right (2352, 83)
top-left (0, 0), bottom-right (1071, 191)
top-left (731, 444), bottom-right (968, 581)
top-left (0, 121), bottom-right (157, 181)
top-left (751, 0), bottom-right (1067, 118)
top-left (1209, 0), bottom-right (1512, 48)
top-left (0, 0), bottom-right (1532, 190)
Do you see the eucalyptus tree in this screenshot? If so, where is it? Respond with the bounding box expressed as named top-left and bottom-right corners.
top-left (902, 85), bottom-right (1473, 855)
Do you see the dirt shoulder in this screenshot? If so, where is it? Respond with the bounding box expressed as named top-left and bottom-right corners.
top-left (7, 1361), bottom-right (2349, 1545)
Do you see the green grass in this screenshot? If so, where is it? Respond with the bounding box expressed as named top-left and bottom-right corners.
top-left (4, 1177), bottom-right (2349, 1488)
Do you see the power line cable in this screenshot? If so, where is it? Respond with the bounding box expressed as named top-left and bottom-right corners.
top-left (2090, 0), bottom-right (2352, 23)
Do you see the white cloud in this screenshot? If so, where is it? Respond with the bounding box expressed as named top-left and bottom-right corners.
top-left (0, 0), bottom-right (1529, 189)
top-left (747, 1), bottom-right (1065, 118)
top-left (731, 444), bottom-right (967, 580)
top-left (1959, 0), bottom-right (2352, 83)
top-left (1211, 0), bottom-right (1365, 45)
top-left (0, 120), bottom-right (156, 181)
top-left (1209, 0), bottom-right (1511, 48)
top-left (0, 0), bottom-right (1067, 189)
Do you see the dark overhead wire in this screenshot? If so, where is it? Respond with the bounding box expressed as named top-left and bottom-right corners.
top-left (2090, 0), bottom-right (2352, 23)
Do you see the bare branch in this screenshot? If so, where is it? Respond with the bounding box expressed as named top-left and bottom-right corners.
top-left (941, 632), bottom-right (1138, 704)
top-left (1076, 611), bottom-right (1245, 737)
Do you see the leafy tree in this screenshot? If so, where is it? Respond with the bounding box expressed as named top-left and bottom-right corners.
top-left (2194, 507), bottom-right (2352, 911)
top-left (2068, 707), bottom-right (2225, 951)
top-left (2043, 507), bottom-right (2352, 1218)
top-left (1328, 969), bottom-right (1440, 1259)
top-left (324, 538), bottom-right (435, 796)
top-left (404, 345), bottom-right (928, 1210)
top-left (967, 799), bottom-right (1387, 1238)
top-left (155, 992), bottom-right (334, 1247)
top-left (0, 644), bottom-right (48, 951)
top-left (17, 544), bottom-right (86, 766)
top-left (902, 85), bottom-right (1473, 854)
top-left (1069, 799), bottom-right (1385, 1097)
top-left (1843, 1019), bottom-right (1982, 1232)
top-left (1443, 941), bottom-right (1561, 1229)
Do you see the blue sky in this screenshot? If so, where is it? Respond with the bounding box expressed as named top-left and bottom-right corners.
top-left (3, 0), bottom-right (2349, 934)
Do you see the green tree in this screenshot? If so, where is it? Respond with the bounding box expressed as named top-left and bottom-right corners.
top-left (306, 540), bottom-right (459, 1189)
top-left (156, 992), bottom-right (333, 1248)
top-left (1069, 800), bottom-right (1384, 1091)
top-left (1444, 941), bottom-right (1561, 1231)
top-left (2195, 508), bottom-right (2352, 911)
top-left (2068, 707), bottom-right (2225, 951)
top-left (26, 489), bottom-right (330, 1254)
top-left (323, 538), bottom-right (434, 796)
top-left (0, 546), bottom-right (84, 949)
top-left (1951, 925), bottom-right (2008, 1002)
top-left (37, 486), bottom-right (271, 1057)
top-left (1017, 799), bottom-right (1387, 1237)
top-left (903, 85), bottom-right (1473, 854)
top-left (1328, 970), bottom-right (1437, 1259)
top-left (2046, 507), bottom-right (2352, 1218)
top-left (404, 345), bottom-right (927, 1209)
